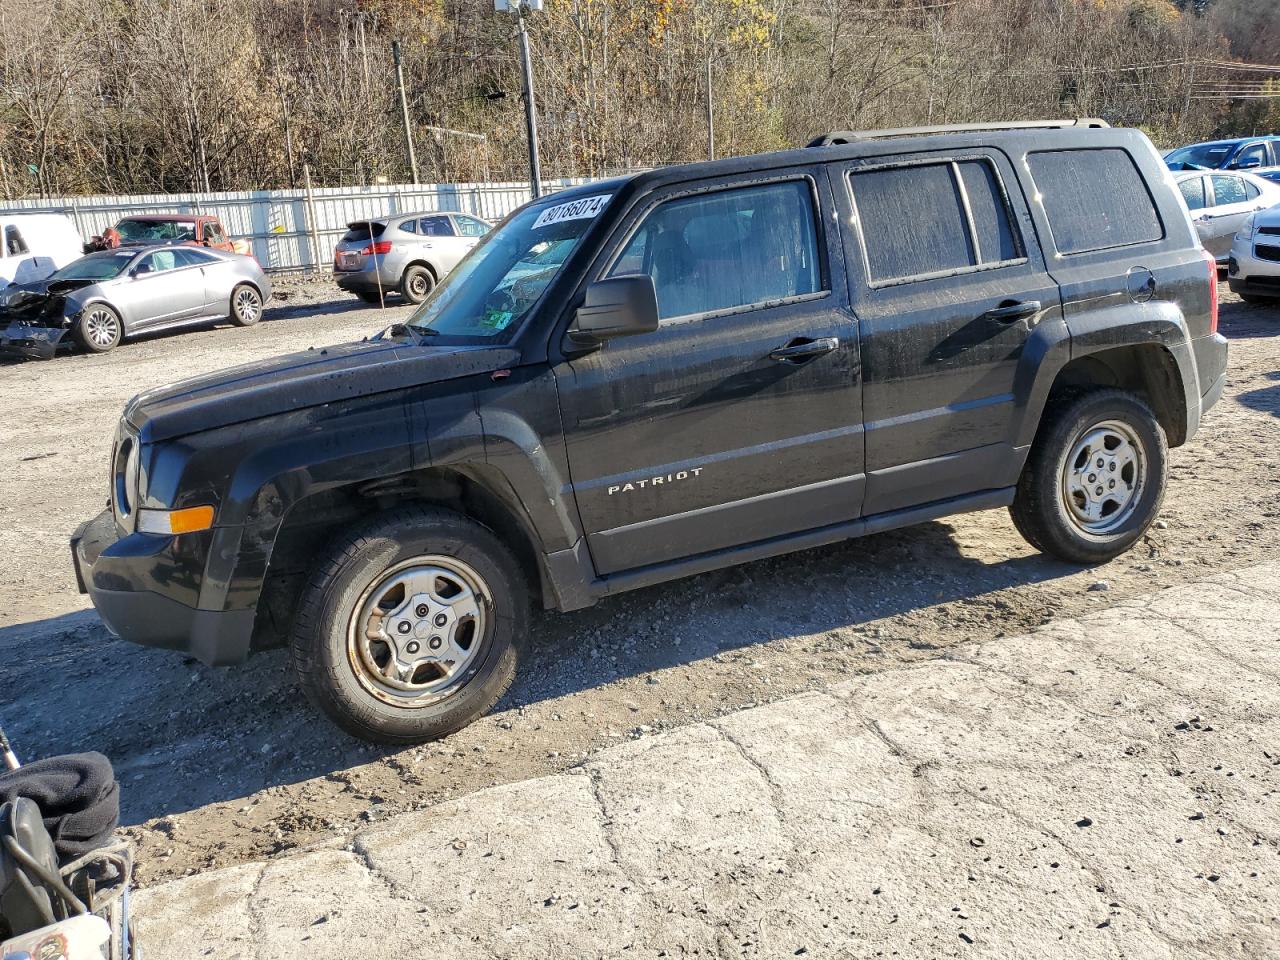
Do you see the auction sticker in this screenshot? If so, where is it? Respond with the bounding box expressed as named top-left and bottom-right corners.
top-left (532, 194), bottom-right (611, 230)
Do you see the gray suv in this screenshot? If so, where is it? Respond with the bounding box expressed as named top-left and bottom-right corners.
top-left (333, 212), bottom-right (491, 304)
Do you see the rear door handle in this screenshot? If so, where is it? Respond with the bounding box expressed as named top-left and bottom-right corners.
top-left (769, 336), bottom-right (839, 363)
top-left (980, 300), bottom-right (1040, 325)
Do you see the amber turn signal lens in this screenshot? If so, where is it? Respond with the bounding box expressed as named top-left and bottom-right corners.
top-left (137, 505), bottom-right (215, 535)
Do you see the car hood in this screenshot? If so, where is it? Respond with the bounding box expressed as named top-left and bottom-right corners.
top-left (124, 335), bottom-right (519, 443)
top-left (1250, 202), bottom-right (1280, 229)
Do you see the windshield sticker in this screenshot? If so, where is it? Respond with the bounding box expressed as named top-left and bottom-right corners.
top-left (532, 194), bottom-right (611, 230)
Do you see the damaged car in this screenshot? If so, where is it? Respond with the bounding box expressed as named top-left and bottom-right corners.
top-left (0, 245), bottom-right (271, 359)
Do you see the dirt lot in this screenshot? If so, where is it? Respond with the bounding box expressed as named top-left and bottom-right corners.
top-left (0, 282), bottom-right (1276, 887)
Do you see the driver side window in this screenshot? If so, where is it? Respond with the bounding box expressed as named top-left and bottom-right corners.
top-left (141, 250), bottom-right (178, 273)
top-left (608, 180), bottom-right (823, 322)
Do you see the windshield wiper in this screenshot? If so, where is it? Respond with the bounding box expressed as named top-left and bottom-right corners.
top-left (406, 324), bottom-right (443, 336)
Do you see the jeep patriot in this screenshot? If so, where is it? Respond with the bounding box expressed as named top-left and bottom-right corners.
top-left (72, 120), bottom-right (1229, 743)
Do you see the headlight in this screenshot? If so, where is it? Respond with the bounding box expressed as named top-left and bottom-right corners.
top-left (111, 427), bottom-right (141, 522)
top-left (1237, 213), bottom-right (1257, 242)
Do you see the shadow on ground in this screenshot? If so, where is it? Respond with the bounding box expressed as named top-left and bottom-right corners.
top-left (0, 519), bottom-right (1074, 825)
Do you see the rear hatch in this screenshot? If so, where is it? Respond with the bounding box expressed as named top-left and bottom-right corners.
top-left (334, 221), bottom-right (388, 272)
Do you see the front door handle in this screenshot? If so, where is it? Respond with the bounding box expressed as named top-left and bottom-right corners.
top-left (769, 336), bottom-right (839, 364)
top-left (980, 300), bottom-right (1040, 325)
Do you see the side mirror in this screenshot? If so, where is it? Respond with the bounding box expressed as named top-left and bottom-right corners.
top-left (1240, 159), bottom-right (1262, 170)
top-left (567, 274), bottom-right (659, 347)
top-left (131, 263), bottom-right (152, 277)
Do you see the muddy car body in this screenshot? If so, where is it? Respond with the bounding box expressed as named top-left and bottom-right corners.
top-left (73, 120), bottom-right (1228, 743)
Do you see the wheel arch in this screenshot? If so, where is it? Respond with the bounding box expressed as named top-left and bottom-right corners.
top-left (1046, 343), bottom-right (1189, 448)
top-left (255, 464), bottom-right (554, 651)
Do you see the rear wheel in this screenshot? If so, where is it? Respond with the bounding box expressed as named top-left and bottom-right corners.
top-left (291, 506), bottom-right (527, 744)
top-left (229, 284), bottom-right (263, 326)
top-left (1010, 389), bottom-right (1167, 565)
top-left (400, 264), bottom-right (434, 304)
top-left (74, 305), bottom-right (122, 353)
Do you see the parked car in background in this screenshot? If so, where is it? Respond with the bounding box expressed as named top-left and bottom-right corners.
top-left (1228, 204), bottom-right (1280, 303)
top-left (0, 214), bottom-right (84, 289)
top-left (1165, 136), bottom-right (1280, 176)
top-left (0, 245), bottom-right (271, 359)
top-left (333, 211), bottom-right (491, 304)
top-left (85, 214), bottom-right (250, 256)
top-left (1173, 169), bottom-right (1280, 263)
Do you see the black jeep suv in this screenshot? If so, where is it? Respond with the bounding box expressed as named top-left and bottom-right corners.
top-left (72, 120), bottom-right (1228, 743)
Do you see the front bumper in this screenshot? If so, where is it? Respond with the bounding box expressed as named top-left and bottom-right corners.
top-left (0, 322), bottom-right (71, 360)
top-left (71, 508), bottom-right (256, 666)
top-left (1226, 240), bottom-right (1280, 298)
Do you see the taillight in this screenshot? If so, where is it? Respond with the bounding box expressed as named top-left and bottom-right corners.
top-left (359, 240), bottom-right (392, 256)
top-left (1203, 247), bottom-right (1219, 334)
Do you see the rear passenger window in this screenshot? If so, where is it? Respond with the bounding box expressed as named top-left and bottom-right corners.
top-left (850, 159), bottom-right (1021, 284)
top-left (609, 180), bottom-right (823, 322)
top-left (1245, 180), bottom-right (1261, 201)
top-left (1178, 177), bottom-right (1207, 211)
top-left (1028, 149), bottom-right (1163, 254)
top-left (1211, 175), bottom-right (1248, 206)
top-left (419, 216), bottom-right (455, 237)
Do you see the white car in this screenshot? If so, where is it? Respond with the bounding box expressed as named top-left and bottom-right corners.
top-left (1228, 204), bottom-right (1280, 304)
top-left (0, 213), bottom-right (84, 289)
top-left (1174, 170), bottom-right (1280, 264)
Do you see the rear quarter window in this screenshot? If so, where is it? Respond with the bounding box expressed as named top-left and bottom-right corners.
top-left (1028, 149), bottom-right (1163, 255)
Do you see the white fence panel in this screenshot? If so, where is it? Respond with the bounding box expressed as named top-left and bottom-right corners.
top-left (0, 179), bottom-right (591, 274)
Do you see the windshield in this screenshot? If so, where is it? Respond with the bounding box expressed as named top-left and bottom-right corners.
top-left (1165, 144), bottom-right (1233, 170)
top-left (50, 252), bottom-right (136, 282)
top-left (115, 218), bottom-right (197, 243)
top-left (404, 193), bottom-right (611, 341)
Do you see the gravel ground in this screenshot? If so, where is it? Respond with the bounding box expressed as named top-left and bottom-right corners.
top-left (0, 281), bottom-right (1276, 887)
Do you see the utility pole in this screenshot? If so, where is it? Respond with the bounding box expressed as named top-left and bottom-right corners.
top-left (393, 40), bottom-right (420, 185)
top-left (516, 5), bottom-right (542, 197)
top-left (705, 54), bottom-right (715, 162)
top-left (497, 0), bottom-right (543, 198)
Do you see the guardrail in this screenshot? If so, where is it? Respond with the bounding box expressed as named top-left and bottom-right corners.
top-left (0, 179), bottom-right (592, 274)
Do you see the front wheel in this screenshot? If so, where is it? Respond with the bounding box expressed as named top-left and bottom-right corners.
top-left (1010, 389), bottom-right (1168, 565)
top-left (290, 506), bottom-right (528, 744)
top-left (74, 305), bottom-right (123, 353)
top-left (229, 284), bottom-right (263, 326)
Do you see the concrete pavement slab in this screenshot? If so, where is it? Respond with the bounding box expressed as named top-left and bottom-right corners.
top-left (136, 563), bottom-right (1280, 959)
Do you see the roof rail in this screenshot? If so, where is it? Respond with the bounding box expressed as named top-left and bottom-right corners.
top-left (806, 119), bottom-right (1110, 148)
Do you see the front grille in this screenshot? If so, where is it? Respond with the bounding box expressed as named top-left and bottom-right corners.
top-left (1257, 226), bottom-right (1280, 237)
top-left (1254, 244), bottom-right (1280, 263)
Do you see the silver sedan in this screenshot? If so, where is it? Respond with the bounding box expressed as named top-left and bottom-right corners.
top-left (0, 244), bottom-right (272, 358)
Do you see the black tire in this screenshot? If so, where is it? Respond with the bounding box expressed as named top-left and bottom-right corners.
top-left (1010, 389), bottom-right (1168, 565)
top-left (229, 283), bottom-right (264, 326)
top-left (355, 290), bottom-right (384, 305)
top-left (73, 304), bottom-right (123, 353)
top-left (400, 264), bottom-right (434, 304)
top-left (291, 506), bottom-right (528, 744)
